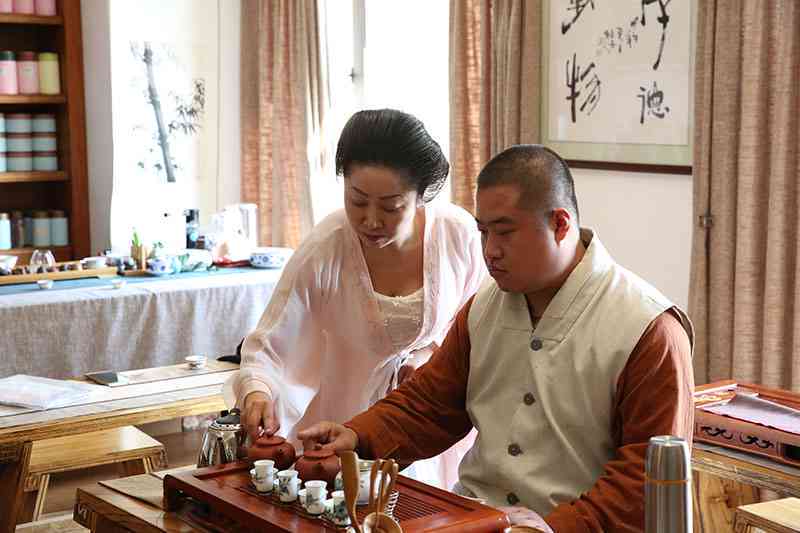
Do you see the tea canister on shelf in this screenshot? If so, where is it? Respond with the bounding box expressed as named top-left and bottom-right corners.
top-left (38, 52), bottom-right (60, 95)
top-left (7, 132), bottom-right (32, 152)
top-left (34, 0), bottom-right (55, 16)
top-left (10, 211), bottom-right (24, 248)
top-left (31, 210), bottom-right (50, 246)
top-left (32, 150), bottom-right (56, 171)
top-left (49, 209), bottom-right (68, 246)
top-left (7, 151), bottom-right (32, 171)
top-left (13, 0), bottom-right (34, 14)
top-left (31, 113), bottom-right (55, 132)
top-left (7, 113), bottom-right (32, 133)
top-left (0, 51), bottom-right (18, 95)
top-left (23, 211), bottom-right (33, 245)
top-left (0, 0), bottom-right (12, 13)
top-left (32, 132), bottom-right (56, 151)
top-left (0, 213), bottom-right (11, 250)
top-left (0, 153), bottom-right (6, 172)
top-left (16, 51), bottom-right (38, 94)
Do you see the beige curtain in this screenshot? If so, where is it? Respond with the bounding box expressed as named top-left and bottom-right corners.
top-left (241, 0), bottom-right (328, 248)
top-left (449, 0), bottom-right (541, 213)
top-left (690, 1), bottom-right (800, 391)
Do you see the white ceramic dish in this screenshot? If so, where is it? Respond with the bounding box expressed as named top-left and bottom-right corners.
top-left (36, 279), bottom-right (53, 290)
top-left (0, 255), bottom-right (17, 270)
top-left (250, 247), bottom-right (293, 269)
top-left (82, 256), bottom-right (107, 269)
top-left (110, 278), bottom-right (127, 290)
top-left (185, 355), bottom-right (208, 369)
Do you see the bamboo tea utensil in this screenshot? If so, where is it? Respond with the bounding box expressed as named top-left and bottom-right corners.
top-left (339, 451), bottom-right (362, 533)
top-left (368, 459), bottom-right (381, 513)
top-left (363, 460), bottom-right (402, 533)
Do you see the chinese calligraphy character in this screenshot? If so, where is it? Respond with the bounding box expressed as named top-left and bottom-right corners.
top-left (640, 0), bottom-right (671, 70)
top-left (637, 81), bottom-right (670, 124)
top-left (562, 0), bottom-right (596, 35)
top-left (566, 53), bottom-right (602, 123)
top-left (595, 16), bottom-right (641, 57)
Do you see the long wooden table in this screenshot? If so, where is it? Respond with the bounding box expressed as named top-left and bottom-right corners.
top-left (0, 362), bottom-right (235, 533)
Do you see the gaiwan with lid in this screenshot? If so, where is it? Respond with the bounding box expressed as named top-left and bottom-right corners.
top-left (247, 435), bottom-right (296, 471)
top-left (295, 446), bottom-right (341, 486)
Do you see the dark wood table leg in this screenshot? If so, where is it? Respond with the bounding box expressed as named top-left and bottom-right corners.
top-left (0, 441), bottom-right (32, 533)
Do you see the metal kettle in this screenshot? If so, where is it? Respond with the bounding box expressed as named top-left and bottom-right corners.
top-left (197, 408), bottom-right (248, 467)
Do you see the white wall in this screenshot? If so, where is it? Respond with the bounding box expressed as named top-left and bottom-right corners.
top-left (81, 0), bottom-right (241, 253)
top-left (573, 168), bottom-right (693, 309)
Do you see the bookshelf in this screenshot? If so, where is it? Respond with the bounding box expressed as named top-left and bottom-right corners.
top-left (0, 0), bottom-right (90, 261)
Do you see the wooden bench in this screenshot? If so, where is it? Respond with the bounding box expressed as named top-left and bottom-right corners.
top-left (734, 497), bottom-right (800, 532)
top-left (19, 426), bottom-right (166, 523)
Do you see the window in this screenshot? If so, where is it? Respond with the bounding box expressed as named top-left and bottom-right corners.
top-left (313, 0), bottom-right (450, 223)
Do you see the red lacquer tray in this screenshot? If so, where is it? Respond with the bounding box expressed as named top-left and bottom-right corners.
top-left (694, 380), bottom-right (800, 467)
top-left (164, 461), bottom-right (510, 532)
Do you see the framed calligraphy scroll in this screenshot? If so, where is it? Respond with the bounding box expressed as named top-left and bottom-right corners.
top-left (541, 1), bottom-right (694, 174)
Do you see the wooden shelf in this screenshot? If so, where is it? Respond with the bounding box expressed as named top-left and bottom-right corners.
top-left (0, 13), bottom-right (63, 26)
top-left (1, 246), bottom-right (73, 264)
top-left (0, 171), bottom-right (67, 183)
top-left (0, 94), bottom-right (66, 104)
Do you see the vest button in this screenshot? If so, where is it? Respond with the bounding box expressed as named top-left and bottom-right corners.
top-left (507, 492), bottom-right (520, 505)
top-left (508, 443), bottom-right (522, 456)
top-left (530, 337), bottom-right (543, 351)
top-left (523, 392), bottom-right (536, 405)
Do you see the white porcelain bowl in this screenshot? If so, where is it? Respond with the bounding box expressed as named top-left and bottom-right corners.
top-left (185, 355), bottom-right (208, 369)
top-left (0, 255), bottom-right (17, 271)
top-left (37, 279), bottom-right (53, 290)
top-left (250, 247), bottom-right (293, 269)
top-left (82, 256), bottom-right (107, 269)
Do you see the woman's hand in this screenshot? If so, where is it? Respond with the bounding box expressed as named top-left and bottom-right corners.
top-left (297, 422), bottom-right (359, 454)
top-left (242, 391), bottom-right (279, 441)
top-left (498, 506), bottom-right (553, 532)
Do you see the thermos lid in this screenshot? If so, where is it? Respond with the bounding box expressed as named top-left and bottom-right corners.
top-left (645, 435), bottom-right (690, 482)
top-left (0, 213), bottom-right (9, 220)
top-left (18, 51), bottom-right (36, 61)
top-left (0, 51), bottom-right (15, 61)
top-left (50, 209), bottom-right (65, 217)
top-left (33, 210), bottom-right (50, 218)
top-left (38, 52), bottom-right (58, 61)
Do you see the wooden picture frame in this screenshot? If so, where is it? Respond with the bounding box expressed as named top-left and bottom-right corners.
top-left (540, 1), bottom-right (695, 174)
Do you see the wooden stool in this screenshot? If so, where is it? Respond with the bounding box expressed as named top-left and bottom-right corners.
top-left (734, 497), bottom-right (800, 532)
top-left (21, 426), bottom-right (165, 522)
top-left (15, 513), bottom-right (87, 532)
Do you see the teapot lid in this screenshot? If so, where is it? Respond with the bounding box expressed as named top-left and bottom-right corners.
top-left (303, 447), bottom-right (334, 459)
top-left (254, 435), bottom-right (287, 446)
top-left (210, 408), bottom-right (241, 431)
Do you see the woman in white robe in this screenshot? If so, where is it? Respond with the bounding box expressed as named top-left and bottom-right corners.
top-left (233, 109), bottom-right (485, 489)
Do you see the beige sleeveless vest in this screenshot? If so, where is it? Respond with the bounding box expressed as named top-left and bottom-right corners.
top-left (455, 229), bottom-right (693, 514)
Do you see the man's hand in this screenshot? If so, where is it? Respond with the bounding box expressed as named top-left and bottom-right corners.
top-left (297, 422), bottom-right (359, 454)
top-left (499, 506), bottom-right (553, 533)
top-left (242, 391), bottom-right (279, 441)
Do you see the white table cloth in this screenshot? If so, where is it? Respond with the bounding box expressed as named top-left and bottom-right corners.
top-left (0, 269), bottom-right (282, 379)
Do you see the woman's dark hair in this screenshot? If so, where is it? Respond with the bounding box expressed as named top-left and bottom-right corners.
top-left (335, 109), bottom-right (449, 203)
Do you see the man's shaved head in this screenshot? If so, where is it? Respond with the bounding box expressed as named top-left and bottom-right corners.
top-left (476, 145), bottom-right (580, 224)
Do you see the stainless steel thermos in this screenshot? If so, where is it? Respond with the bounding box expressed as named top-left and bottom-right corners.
top-left (645, 435), bottom-right (692, 533)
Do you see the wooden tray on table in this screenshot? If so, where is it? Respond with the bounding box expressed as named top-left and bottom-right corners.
top-left (694, 380), bottom-right (800, 467)
top-left (0, 261), bottom-right (118, 285)
top-left (164, 461), bottom-right (510, 532)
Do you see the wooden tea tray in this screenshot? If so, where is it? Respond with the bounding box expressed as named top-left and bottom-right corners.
top-left (164, 461), bottom-right (510, 532)
top-left (0, 261), bottom-right (118, 285)
top-left (694, 381), bottom-right (800, 467)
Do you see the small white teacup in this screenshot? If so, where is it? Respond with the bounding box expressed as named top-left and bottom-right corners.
top-left (254, 459), bottom-right (275, 478)
top-left (277, 469), bottom-right (301, 502)
top-left (250, 468), bottom-right (273, 493)
top-left (304, 480), bottom-right (327, 515)
top-left (330, 490), bottom-right (350, 526)
top-left (297, 488), bottom-right (308, 507)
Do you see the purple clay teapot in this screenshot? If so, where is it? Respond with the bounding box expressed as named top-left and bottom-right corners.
top-left (247, 435), bottom-right (296, 471)
top-left (295, 447), bottom-right (341, 487)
